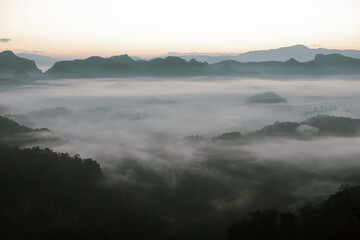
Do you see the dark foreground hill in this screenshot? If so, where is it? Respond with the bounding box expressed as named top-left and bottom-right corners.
top-left (0, 145), bottom-right (164, 240)
top-left (1, 144), bottom-right (360, 240)
top-left (1, 116), bottom-right (360, 239)
top-left (228, 184), bottom-right (360, 240)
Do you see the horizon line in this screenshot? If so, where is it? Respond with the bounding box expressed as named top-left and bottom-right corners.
top-left (1, 44), bottom-right (360, 60)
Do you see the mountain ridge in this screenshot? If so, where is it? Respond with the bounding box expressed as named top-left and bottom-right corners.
top-left (1, 49), bottom-right (360, 80)
top-left (212, 115), bottom-right (360, 141)
top-left (163, 44), bottom-right (360, 63)
top-left (44, 52), bottom-right (360, 78)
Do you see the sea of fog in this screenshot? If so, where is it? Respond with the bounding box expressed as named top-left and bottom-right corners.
top-left (1, 77), bottom-right (360, 210)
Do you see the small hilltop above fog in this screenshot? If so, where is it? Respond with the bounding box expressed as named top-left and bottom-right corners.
top-left (247, 92), bottom-right (287, 104)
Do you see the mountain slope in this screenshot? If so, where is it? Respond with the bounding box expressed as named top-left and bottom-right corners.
top-left (0, 51), bottom-right (42, 80)
top-left (214, 115), bottom-right (360, 141)
top-left (0, 115), bottom-right (62, 146)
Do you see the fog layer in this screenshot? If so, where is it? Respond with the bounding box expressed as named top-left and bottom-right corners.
top-left (1, 77), bottom-right (360, 213)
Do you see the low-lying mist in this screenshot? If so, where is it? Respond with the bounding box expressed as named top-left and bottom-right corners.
top-left (1, 77), bottom-right (360, 216)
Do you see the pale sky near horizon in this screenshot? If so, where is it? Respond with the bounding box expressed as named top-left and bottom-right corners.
top-left (0, 0), bottom-right (359, 58)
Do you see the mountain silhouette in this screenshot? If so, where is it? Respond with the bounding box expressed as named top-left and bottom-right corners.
top-left (213, 115), bottom-right (360, 141)
top-left (2, 49), bottom-right (360, 80)
top-left (164, 45), bottom-right (360, 63)
top-left (0, 51), bottom-right (42, 80)
top-left (212, 53), bottom-right (360, 75)
top-left (314, 53), bottom-right (360, 68)
top-left (45, 55), bottom-right (208, 78)
top-left (45, 53), bottom-right (360, 78)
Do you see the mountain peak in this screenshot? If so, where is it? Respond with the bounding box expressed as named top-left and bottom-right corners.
top-left (189, 58), bottom-right (200, 63)
top-left (290, 44), bottom-right (309, 49)
top-left (162, 56), bottom-right (188, 63)
top-left (247, 92), bottom-right (287, 104)
top-left (108, 54), bottom-right (134, 63)
top-left (0, 50), bottom-right (16, 58)
top-left (85, 56), bottom-right (103, 61)
top-left (286, 58), bottom-right (299, 63)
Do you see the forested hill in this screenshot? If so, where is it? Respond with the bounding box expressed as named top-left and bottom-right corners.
top-left (1, 116), bottom-right (360, 239)
top-left (0, 145), bottom-right (164, 240)
top-left (213, 115), bottom-right (360, 141)
top-left (0, 115), bottom-right (61, 146)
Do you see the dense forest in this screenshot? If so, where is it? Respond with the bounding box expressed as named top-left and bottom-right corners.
top-left (0, 145), bottom-right (165, 240)
top-left (228, 185), bottom-right (360, 240)
top-left (1, 145), bottom-right (360, 239)
top-left (1, 115), bottom-right (360, 239)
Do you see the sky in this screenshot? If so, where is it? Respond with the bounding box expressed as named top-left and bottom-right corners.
top-left (0, 0), bottom-right (360, 58)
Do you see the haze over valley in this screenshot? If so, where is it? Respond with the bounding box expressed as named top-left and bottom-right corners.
top-left (2, 72), bottom-right (360, 238)
top-left (1, 44), bottom-right (360, 239)
top-left (1, 0), bottom-right (360, 238)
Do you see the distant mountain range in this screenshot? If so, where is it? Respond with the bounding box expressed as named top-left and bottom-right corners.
top-left (211, 53), bottom-right (360, 76)
top-left (1, 45), bottom-right (360, 81)
top-left (44, 53), bottom-right (360, 78)
top-left (164, 45), bottom-right (360, 63)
